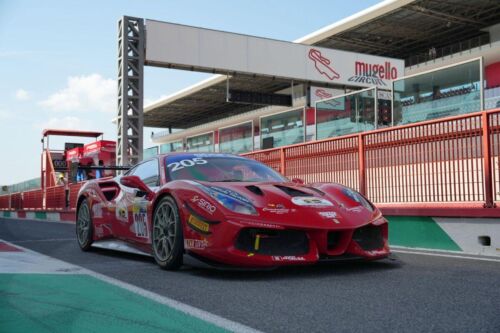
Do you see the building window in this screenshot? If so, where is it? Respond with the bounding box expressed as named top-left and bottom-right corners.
top-left (160, 141), bottom-right (183, 153)
top-left (143, 146), bottom-right (158, 160)
top-left (260, 109), bottom-right (304, 149)
top-left (393, 58), bottom-right (482, 125)
top-left (219, 122), bottom-right (253, 154)
top-left (316, 88), bottom-right (376, 140)
top-left (187, 132), bottom-right (214, 152)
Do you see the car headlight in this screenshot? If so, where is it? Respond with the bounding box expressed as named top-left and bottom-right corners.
top-left (203, 186), bottom-right (257, 215)
top-left (341, 187), bottom-right (375, 212)
top-left (371, 215), bottom-right (387, 226)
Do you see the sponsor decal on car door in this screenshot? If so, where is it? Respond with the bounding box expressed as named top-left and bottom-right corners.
top-left (132, 198), bottom-right (149, 239)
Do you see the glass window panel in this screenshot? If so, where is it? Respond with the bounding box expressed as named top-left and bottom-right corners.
top-left (316, 88), bottom-right (376, 140)
top-left (219, 122), bottom-right (253, 154)
top-left (393, 59), bottom-right (481, 126)
top-left (485, 87), bottom-right (500, 110)
top-left (160, 141), bottom-right (183, 153)
top-left (130, 159), bottom-right (159, 187)
top-left (260, 109), bottom-right (304, 149)
top-left (143, 146), bottom-right (158, 160)
top-left (5, 178), bottom-right (41, 193)
top-left (187, 133), bottom-right (214, 152)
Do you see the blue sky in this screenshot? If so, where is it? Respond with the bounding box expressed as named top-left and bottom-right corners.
top-left (0, 0), bottom-right (381, 184)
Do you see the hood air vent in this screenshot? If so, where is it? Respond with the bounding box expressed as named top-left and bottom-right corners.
top-left (305, 186), bottom-right (325, 196)
top-left (246, 185), bottom-right (264, 196)
top-left (274, 185), bottom-right (313, 197)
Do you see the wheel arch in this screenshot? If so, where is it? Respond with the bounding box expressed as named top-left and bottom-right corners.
top-left (76, 193), bottom-right (89, 213)
top-left (151, 190), bottom-right (182, 227)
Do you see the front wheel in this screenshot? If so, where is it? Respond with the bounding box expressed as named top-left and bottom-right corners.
top-left (76, 199), bottom-right (93, 251)
top-left (152, 196), bottom-right (184, 270)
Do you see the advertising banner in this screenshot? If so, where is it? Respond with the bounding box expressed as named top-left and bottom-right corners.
top-left (145, 20), bottom-right (405, 89)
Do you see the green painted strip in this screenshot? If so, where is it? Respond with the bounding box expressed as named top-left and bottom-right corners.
top-left (3, 211), bottom-right (10, 218)
top-left (34, 212), bottom-right (46, 219)
top-left (387, 216), bottom-right (462, 252)
top-left (0, 274), bottom-right (228, 333)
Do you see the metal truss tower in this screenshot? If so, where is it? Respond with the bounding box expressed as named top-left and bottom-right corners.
top-left (117, 16), bottom-right (144, 167)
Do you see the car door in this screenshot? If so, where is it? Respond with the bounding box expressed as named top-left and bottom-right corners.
top-left (114, 158), bottom-right (160, 244)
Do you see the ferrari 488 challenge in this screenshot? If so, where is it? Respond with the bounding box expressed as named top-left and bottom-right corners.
top-left (76, 153), bottom-right (389, 269)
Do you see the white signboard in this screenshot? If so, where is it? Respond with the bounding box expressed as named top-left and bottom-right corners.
top-left (145, 20), bottom-right (405, 89)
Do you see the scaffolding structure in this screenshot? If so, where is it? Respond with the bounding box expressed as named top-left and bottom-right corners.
top-left (117, 16), bottom-right (144, 166)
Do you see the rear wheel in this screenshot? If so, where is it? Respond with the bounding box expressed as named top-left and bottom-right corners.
top-left (152, 196), bottom-right (184, 270)
top-left (76, 199), bottom-right (93, 251)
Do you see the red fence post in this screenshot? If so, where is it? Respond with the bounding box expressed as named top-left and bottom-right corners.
top-left (280, 148), bottom-right (286, 176)
top-left (358, 134), bottom-right (366, 196)
top-left (482, 112), bottom-right (495, 208)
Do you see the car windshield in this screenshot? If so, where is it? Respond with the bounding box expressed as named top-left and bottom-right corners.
top-left (165, 154), bottom-right (287, 182)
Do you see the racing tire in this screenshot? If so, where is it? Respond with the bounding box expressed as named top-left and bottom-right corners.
top-left (152, 196), bottom-right (184, 270)
top-left (76, 199), bottom-right (93, 251)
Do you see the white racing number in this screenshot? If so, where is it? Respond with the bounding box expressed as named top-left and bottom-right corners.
top-left (168, 157), bottom-right (207, 172)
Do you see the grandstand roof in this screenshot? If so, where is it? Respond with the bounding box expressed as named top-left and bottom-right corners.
top-left (145, 0), bottom-right (500, 129)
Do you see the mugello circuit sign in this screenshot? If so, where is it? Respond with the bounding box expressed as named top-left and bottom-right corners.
top-left (145, 20), bottom-right (404, 89)
top-left (306, 48), bottom-right (401, 88)
top-left (352, 60), bottom-right (398, 86)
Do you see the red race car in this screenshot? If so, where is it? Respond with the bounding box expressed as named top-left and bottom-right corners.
top-left (76, 153), bottom-right (389, 270)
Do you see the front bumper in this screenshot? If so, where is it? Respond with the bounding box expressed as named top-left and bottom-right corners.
top-left (185, 217), bottom-right (390, 267)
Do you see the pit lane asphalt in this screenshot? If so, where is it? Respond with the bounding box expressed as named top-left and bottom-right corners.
top-left (1, 217), bottom-right (499, 333)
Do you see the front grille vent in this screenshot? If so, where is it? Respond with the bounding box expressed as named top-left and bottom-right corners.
top-left (235, 229), bottom-right (309, 256)
top-left (327, 231), bottom-right (342, 250)
top-left (352, 225), bottom-right (383, 251)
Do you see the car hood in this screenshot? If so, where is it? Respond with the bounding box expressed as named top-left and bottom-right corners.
top-left (198, 181), bottom-right (379, 229)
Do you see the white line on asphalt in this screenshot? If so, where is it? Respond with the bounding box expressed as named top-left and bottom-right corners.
top-left (393, 249), bottom-right (500, 263)
top-left (1, 239), bottom-right (265, 333)
top-left (82, 269), bottom-right (264, 333)
top-left (391, 245), bottom-right (467, 254)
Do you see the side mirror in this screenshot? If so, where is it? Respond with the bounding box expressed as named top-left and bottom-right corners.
top-left (120, 175), bottom-right (153, 198)
top-left (291, 178), bottom-right (305, 185)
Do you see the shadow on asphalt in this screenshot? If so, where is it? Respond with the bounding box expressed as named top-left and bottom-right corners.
top-left (87, 247), bottom-right (156, 264)
top-left (180, 256), bottom-right (403, 281)
top-left (83, 243), bottom-right (404, 278)
top-left (83, 245), bottom-right (403, 280)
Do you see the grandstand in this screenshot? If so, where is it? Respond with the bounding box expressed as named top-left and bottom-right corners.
top-left (143, 0), bottom-right (500, 155)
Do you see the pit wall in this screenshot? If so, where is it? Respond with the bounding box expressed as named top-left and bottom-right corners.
top-left (388, 216), bottom-right (500, 257)
top-left (2, 211), bottom-right (499, 257)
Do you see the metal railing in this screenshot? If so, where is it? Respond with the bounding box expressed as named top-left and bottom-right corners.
top-left (405, 34), bottom-right (490, 67)
top-left (69, 183), bottom-right (84, 210)
top-left (0, 183), bottom-right (84, 212)
top-left (22, 189), bottom-right (44, 210)
top-left (243, 108), bottom-right (500, 217)
top-left (2, 110), bottom-right (500, 217)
